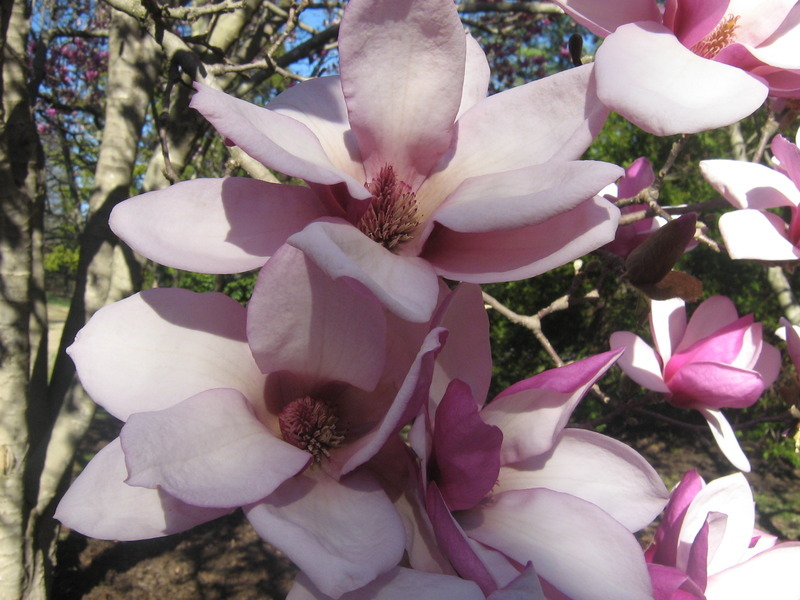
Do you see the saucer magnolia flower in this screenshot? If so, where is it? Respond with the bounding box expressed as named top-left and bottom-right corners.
top-left (55, 248), bottom-right (459, 598)
top-left (646, 470), bottom-right (800, 600)
top-left (553, 0), bottom-right (800, 134)
top-left (404, 352), bottom-right (668, 600)
top-left (109, 0), bottom-right (622, 322)
top-left (610, 296), bottom-right (781, 471)
top-left (701, 132), bottom-right (800, 260)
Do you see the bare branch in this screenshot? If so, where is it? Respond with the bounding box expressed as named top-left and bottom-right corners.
top-left (458, 1), bottom-right (564, 15)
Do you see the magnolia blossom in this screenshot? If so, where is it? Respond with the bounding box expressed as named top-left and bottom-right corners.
top-left (554, 0), bottom-right (800, 134)
top-left (610, 296), bottom-right (781, 471)
top-left (701, 132), bottom-right (800, 260)
top-left (109, 0), bottom-right (621, 322)
top-left (396, 352), bottom-right (668, 600)
top-left (54, 245), bottom-right (476, 599)
top-left (646, 470), bottom-right (800, 600)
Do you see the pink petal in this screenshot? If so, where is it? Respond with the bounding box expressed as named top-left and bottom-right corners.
top-left (698, 408), bottom-right (751, 471)
top-left (650, 469), bottom-right (706, 568)
top-left (190, 83), bottom-right (370, 201)
top-left (665, 316), bottom-right (756, 379)
top-left (339, 0), bottom-right (464, 188)
top-left (481, 350), bottom-right (622, 463)
top-left (609, 332), bottom-right (671, 393)
top-left (594, 22), bottom-right (768, 135)
top-left (617, 157), bottom-right (655, 199)
top-left (421, 196), bottom-right (619, 283)
top-left (663, 0), bottom-right (729, 48)
top-left (67, 289), bottom-right (263, 421)
top-left (678, 473), bottom-right (755, 574)
top-left (460, 488), bottom-right (655, 600)
top-left (267, 76), bottom-right (365, 183)
top-left (496, 429), bottom-right (668, 532)
top-left (719, 209), bottom-right (800, 260)
top-left (121, 388), bottom-right (310, 507)
top-left (649, 298), bottom-right (687, 365)
top-left (676, 296), bottom-right (740, 353)
top-left (551, 0), bottom-right (662, 37)
top-left (647, 563), bottom-right (705, 600)
top-left (668, 362), bottom-right (765, 409)
top-left (245, 468), bottom-right (406, 599)
top-left (431, 160), bottom-right (623, 233)
top-left (705, 543), bottom-right (800, 600)
top-left (287, 568), bottom-right (485, 600)
top-left (700, 159), bottom-right (800, 209)
top-left (727, 0), bottom-right (799, 48)
top-left (55, 439), bottom-right (230, 541)
top-left (110, 178), bottom-right (326, 273)
top-left (288, 219), bottom-right (440, 322)
top-left (771, 134), bottom-right (800, 188)
top-left (780, 317), bottom-right (800, 370)
top-left (458, 34), bottom-right (491, 119)
top-left (247, 243), bottom-right (387, 391)
top-left (432, 380), bottom-right (502, 511)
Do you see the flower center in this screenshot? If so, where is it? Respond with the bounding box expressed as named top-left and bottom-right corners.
top-left (690, 15), bottom-right (740, 60)
top-left (357, 164), bottom-right (420, 251)
top-left (278, 396), bottom-right (345, 462)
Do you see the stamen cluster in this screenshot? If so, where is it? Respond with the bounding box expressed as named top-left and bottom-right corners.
top-left (279, 396), bottom-right (345, 462)
top-left (357, 164), bottom-right (420, 250)
top-left (691, 15), bottom-right (740, 59)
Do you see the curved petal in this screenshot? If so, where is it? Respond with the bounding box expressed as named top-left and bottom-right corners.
top-left (190, 83), bottom-right (370, 201)
top-left (418, 64), bottom-right (609, 214)
top-left (647, 563), bottom-right (705, 600)
top-left (458, 34), bottom-right (491, 119)
top-left (698, 408), bottom-right (751, 471)
top-left (55, 439), bottom-right (230, 541)
top-left (666, 316), bottom-right (756, 378)
top-left (719, 209), bottom-right (799, 260)
top-left (705, 543), bottom-right (800, 600)
top-left (664, 0), bottom-right (729, 48)
top-left (460, 488), bottom-right (655, 600)
top-left (67, 289), bottom-right (263, 421)
top-left (247, 243), bottom-right (387, 392)
top-left (699, 160), bottom-right (800, 209)
top-left (676, 296), bottom-right (740, 352)
top-left (650, 469), bottom-right (706, 568)
top-left (650, 298), bottom-right (687, 364)
top-left (288, 219), bottom-right (440, 322)
top-left (110, 178), bottom-right (327, 273)
top-left (609, 332), bottom-right (670, 393)
top-left (496, 429), bottom-right (668, 532)
top-left (339, 0), bottom-right (465, 188)
top-left (617, 157), bottom-right (655, 199)
top-left (422, 196), bottom-right (619, 283)
top-left (670, 362), bottom-right (765, 409)
top-left (431, 160), bottom-right (623, 233)
top-left (551, 0), bottom-right (662, 37)
top-left (727, 0), bottom-right (797, 46)
top-left (121, 388), bottom-right (311, 508)
top-left (245, 468), bottom-right (406, 599)
top-left (594, 22), bottom-right (768, 135)
top-left (481, 350), bottom-right (622, 463)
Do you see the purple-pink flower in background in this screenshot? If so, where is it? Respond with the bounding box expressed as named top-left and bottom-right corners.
top-left (553, 0), bottom-right (800, 134)
top-left (701, 131), bottom-right (800, 260)
top-left (610, 296), bottom-right (781, 471)
top-left (646, 470), bottom-right (800, 600)
top-left (109, 0), bottom-right (622, 322)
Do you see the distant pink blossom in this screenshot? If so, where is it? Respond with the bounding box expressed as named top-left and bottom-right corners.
top-left (553, 0), bottom-right (800, 134)
top-left (110, 0), bottom-right (621, 322)
top-left (646, 470), bottom-right (800, 600)
top-left (603, 157), bottom-right (661, 258)
top-left (610, 296), bottom-right (781, 471)
top-left (701, 132), bottom-right (800, 261)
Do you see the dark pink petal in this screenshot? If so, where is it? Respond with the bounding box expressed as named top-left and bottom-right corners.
top-left (426, 482), bottom-right (498, 596)
top-left (334, 327), bottom-right (448, 477)
top-left (432, 380), bottom-right (502, 511)
top-left (675, 296), bottom-right (740, 353)
top-left (339, 0), bottom-right (465, 188)
top-left (421, 197), bottom-right (619, 283)
top-left (430, 160), bottom-right (623, 234)
top-left (497, 429), bottom-right (668, 532)
top-left (594, 22), bottom-right (767, 135)
top-left (460, 488), bottom-right (655, 600)
top-left (67, 289), bottom-right (263, 421)
top-left (663, 0), bottom-right (729, 48)
top-left (647, 563), bottom-right (705, 600)
top-left (617, 157), bottom-right (655, 199)
top-left (121, 389), bottom-right (310, 508)
top-left (190, 83), bottom-right (370, 201)
top-left (685, 519), bottom-right (709, 591)
top-left (551, 0), bottom-right (662, 37)
top-left (288, 219), bottom-right (440, 322)
top-left (705, 542), bottom-right (800, 600)
top-left (110, 178), bottom-right (326, 274)
top-left (55, 439), bottom-right (230, 541)
top-left (668, 362), bottom-right (765, 409)
top-left (481, 350), bottom-right (622, 463)
top-left (650, 469), bottom-right (705, 568)
top-left (247, 243), bottom-right (387, 392)
top-left (245, 468), bottom-right (406, 599)
top-left (665, 316), bottom-right (755, 380)
top-left (287, 568), bottom-right (485, 600)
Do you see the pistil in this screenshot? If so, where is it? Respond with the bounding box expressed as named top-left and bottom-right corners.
top-left (357, 164), bottom-right (420, 250)
top-left (279, 396), bottom-right (345, 463)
